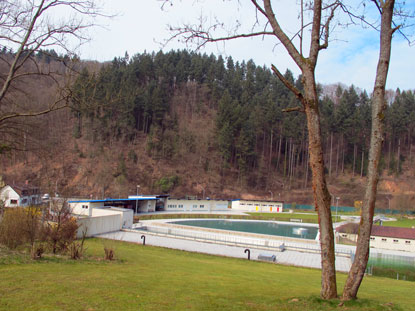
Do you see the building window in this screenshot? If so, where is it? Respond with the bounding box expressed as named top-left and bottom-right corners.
top-left (370, 237), bottom-right (375, 241)
top-left (405, 241), bottom-right (411, 244)
top-left (193, 205), bottom-right (197, 209)
top-left (381, 238), bottom-right (387, 242)
top-left (393, 239), bottom-right (399, 243)
top-left (10, 199), bottom-right (18, 204)
top-left (341, 234), bottom-right (347, 238)
top-left (179, 205), bottom-right (183, 209)
top-left (200, 205), bottom-right (204, 208)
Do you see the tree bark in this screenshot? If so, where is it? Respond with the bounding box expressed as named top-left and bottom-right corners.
top-left (342, 0), bottom-right (395, 300)
top-left (303, 68), bottom-right (337, 299)
top-left (329, 132), bottom-right (333, 178)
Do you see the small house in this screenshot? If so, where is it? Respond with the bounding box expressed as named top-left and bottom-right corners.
top-left (0, 183), bottom-right (41, 207)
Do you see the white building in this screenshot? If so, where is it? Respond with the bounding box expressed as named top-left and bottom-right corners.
top-left (231, 199), bottom-right (284, 213)
top-left (336, 223), bottom-right (415, 252)
top-left (0, 183), bottom-right (41, 207)
top-left (165, 198), bottom-right (229, 212)
top-left (68, 199), bottom-right (134, 237)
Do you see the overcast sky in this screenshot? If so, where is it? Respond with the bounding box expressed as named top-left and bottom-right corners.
top-left (79, 0), bottom-right (415, 92)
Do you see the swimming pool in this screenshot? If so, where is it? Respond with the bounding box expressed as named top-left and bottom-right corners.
top-left (170, 219), bottom-right (319, 240)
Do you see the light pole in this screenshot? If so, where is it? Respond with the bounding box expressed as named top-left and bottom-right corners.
top-left (386, 195), bottom-right (392, 210)
top-left (269, 191), bottom-right (273, 201)
top-left (135, 185), bottom-right (140, 214)
top-left (335, 196), bottom-right (340, 222)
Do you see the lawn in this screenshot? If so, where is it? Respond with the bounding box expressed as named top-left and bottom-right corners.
top-left (0, 238), bottom-right (413, 311)
top-left (381, 217), bottom-right (415, 228)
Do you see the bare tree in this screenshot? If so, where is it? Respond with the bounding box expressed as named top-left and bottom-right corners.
top-left (342, 0), bottom-right (413, 300)
top-left (164, 0), bottom-right (340, 299)
top-left (0, 0), bottom-right (104, 150)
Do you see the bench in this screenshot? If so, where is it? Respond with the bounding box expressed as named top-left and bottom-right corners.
top-left (258, 253), bottom-right (276, 262)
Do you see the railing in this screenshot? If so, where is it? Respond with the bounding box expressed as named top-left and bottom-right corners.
top-left (131, 224), bottom-right (352, 257)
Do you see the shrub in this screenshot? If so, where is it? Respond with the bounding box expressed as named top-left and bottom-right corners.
top-left (0, 208), bottom-right (28, 249)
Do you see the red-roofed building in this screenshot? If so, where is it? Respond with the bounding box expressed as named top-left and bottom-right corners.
top-left (336, 223), bottom-right (415, 252)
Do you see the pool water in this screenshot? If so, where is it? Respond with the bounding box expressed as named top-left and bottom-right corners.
top-left (170, 219), bottom-right (318, 240)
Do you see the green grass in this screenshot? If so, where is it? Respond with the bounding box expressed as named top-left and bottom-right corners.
top-left (0, 238), bottom-right (414, 310)
top-left (380, 217), bottom-right (415, 228)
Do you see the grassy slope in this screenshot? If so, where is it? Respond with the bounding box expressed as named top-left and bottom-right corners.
top-left (0, 239), bottom-right (413, 311)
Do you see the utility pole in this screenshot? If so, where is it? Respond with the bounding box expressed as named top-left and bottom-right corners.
top-left (135, 185), bottom-right (140, 214)
top-left (335, 197), bottom-right (340, 222)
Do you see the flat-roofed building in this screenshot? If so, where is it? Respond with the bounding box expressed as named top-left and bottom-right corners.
top-left (231, 199), bottom-right (284, 213)
top-left (166, 198), bottom-right (230, 212)
top-left (336, 223), bottom-right (415, 252)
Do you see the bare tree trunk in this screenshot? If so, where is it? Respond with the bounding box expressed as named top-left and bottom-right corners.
top-left (360, 149), bottom-right (364, 178)
top-left (302, 70), bottom-right (337, 299)
top-left (304, 144), bottom-right (309, 188)
top-left (269, 127), bottom-right (273, 168)
top-left (387, 138), bottom-right (392, 172)
top-left (352, 143), bottom-right (356, 176)
top-left (397, 138), bottom-right (401, 174)
top-left (283, 138), bottom-right (288, 177)
top-left (329, 132), bottom-right (333, 178)
top-left (336, 135), bottom-right (339, 176)
top-left (277, 130), bottom-right (282, 171)
top-left (341, 134), bottom-right (345, 173)
top-left (342, 0), bottom-right (395, 300)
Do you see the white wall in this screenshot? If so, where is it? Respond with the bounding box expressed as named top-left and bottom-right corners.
top-left (369, 236), bottom-right (415, 252)
top-left (69, 201), bottom-right (103, 216)
top-left (0, 186), bottom-right (20, 207)
top-left (166, 199), bottom-right (229, 212)
top-left (75, 207), bottom-right (133, 238)
top-left (232, 200), bottom-right (283, 213)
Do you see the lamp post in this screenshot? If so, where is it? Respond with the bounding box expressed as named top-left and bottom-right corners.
top-left (135, 185), bottom-right (140, 214)
top-left (335, 196), bottom-right (340, 222)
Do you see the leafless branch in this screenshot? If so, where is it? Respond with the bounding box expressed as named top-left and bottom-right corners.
top-left (271, 64), bottom-right (306, 107)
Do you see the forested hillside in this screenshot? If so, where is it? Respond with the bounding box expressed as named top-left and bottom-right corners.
top-left (1, 50), bottom-right (414, 210)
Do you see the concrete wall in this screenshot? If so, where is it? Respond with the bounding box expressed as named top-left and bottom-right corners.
top-left (166, 199), bottom-right (229, 212)
top-left (75, 207), bottom-right (133, 238)
top-left (70, 202), bottom-right (103, 216)
top-left (369, 235), bottom-right (415, 252)
top-left (336, 232), bottom-right (415, 252)
top-left (232, 200), bottom-right (283, 213)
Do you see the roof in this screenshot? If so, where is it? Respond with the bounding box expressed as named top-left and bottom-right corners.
top-left (336, 223), bottom-right (415, 240)
top-left (68, 198), bottom-right (157, 203)
top-left (2, 183), bottom-right (39, 196)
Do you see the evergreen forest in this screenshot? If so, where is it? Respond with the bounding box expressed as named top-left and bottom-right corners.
top-left (1, 49), bottom-right (415, 209)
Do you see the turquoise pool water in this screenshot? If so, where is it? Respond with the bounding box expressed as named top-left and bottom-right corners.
top-left (170, 219), bottom-right (319, 240)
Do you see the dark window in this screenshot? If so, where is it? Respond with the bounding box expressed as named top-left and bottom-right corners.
top-left (10, 199), bottom-right (18, 204)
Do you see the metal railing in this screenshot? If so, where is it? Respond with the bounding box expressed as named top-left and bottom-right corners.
top-left (132, 224), bottom-right (352, 257)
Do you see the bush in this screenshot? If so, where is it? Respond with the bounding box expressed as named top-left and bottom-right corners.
top-left (0, 208), bottom-right (27, 249)
top-left (0, 207), bottom-right (42, 249)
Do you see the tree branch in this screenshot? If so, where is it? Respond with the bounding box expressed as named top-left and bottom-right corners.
top-left (271, 64), bottom-right (306, 107)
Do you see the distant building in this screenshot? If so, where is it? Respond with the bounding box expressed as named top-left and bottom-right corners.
top-left (231, 199), bottom-right (284, 213)
top-left (0, 182), bottom-right (41, 207)
top-left (165, 198), bottom-right (229, 212)
top-left (336, 223), bottom-right (415, 252)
